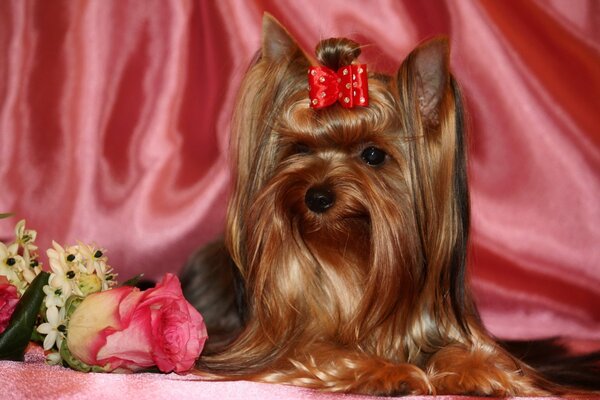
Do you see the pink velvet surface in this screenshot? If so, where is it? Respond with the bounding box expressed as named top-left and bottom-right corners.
top-left (0, 0), bottom-right (599, 398)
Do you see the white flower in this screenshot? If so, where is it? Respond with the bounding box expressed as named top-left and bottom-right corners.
top-left (37, 306), bottom-right (67, 351)
top-left (21, 267), bottom-right (37, 284)
top-left (0, 242), bottom-right (19, 281)
top-left (14, 219), bottom-right (38, 265)
top-left (0, 242), bottom-right (27, 292)
top-left (0, 220), bottom-right (42, 294)
top-left (46, 351), bottom-right (62, 365)
top-left (47, 241), bottom-right (83, 296)
top-left (75, 242), bottom-right (117, 291)
top-left (43, 284), bottom-right (70, 308)
top-left (96, 259), bottom-right (117, 291)
top-left (77, 242), bottom-right (99, 274)
top-left (64, 245), bottom-right (84, 269)
top-left (14, 219), bottom-right (37, 247)
top-left (47, 241), bottom-right (66, 269)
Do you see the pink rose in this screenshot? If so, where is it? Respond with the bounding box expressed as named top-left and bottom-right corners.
top-left (66, 273), bottom-right (207, 373)
top-left (0, 276), bottom-right (20, 334)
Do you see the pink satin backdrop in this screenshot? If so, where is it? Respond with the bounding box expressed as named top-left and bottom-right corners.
top-left (0, 0), bottom-right (598, 343)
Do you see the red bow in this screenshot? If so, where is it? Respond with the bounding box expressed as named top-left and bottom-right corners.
top-left (308, 64), bottom-right (369, 109)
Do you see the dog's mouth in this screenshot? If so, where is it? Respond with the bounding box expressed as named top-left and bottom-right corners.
top-left (297, 205), bottom-right (371, 248)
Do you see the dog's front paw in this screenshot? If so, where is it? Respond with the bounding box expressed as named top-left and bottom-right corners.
top-left (430, 366), bottom-right (512, 396)
top-left (427, 344), bottom-right (548, 396)
top-left (353, 362), bottom-right (433, 396)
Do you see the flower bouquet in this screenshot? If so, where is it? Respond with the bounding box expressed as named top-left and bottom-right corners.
top-left (0, 216), bottom-right (208, 373)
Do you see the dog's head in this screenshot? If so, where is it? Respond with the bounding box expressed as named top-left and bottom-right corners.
top-left (224, 14), bottom-right (473, 360)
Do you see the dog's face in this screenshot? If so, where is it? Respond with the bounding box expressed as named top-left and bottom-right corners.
top-left (223, 15), bottom-right (471, 360)
top-left (245, 67), bottom-right (423, 330)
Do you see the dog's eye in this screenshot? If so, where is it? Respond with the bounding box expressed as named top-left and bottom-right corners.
top-left (294, 143), bottom-right (311, 154)
top-left (361, 146), bottom-right (386, 166)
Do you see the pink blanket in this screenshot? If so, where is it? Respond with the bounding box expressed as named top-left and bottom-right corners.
top-left (1, 345), bottom-right (581, 400)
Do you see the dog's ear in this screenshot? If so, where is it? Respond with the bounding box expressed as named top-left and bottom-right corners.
top-left (261, 13), bottom-right (301, 61)
top-left (398, 37), bottom-right (474, 335)
top-left (398, 37), bottom-right (450, 127)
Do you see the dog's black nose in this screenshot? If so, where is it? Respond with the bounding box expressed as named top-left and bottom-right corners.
top-left (305, 187), bottom-right (335, 213)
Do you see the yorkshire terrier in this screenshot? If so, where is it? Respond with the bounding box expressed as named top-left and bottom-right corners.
top-left (181, 14), bottom-right (597, 396)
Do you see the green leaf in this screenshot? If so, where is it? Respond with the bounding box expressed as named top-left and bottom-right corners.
top-left (0, 271), bottom-right (49, 361)
top-left (0, 213), bottom-right (13, 219)
top-left (30, 329), bottom-right (43, 343)
top-left (121, 274), bottom-right (144, 287)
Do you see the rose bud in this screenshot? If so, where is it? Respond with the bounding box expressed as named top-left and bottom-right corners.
top-left (66, 273), bottom-right (207, 373)
top-left (77, 274), bottom-right (102, 296)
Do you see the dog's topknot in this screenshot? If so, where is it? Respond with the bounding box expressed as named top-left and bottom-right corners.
top-left (315, 38), bottom-right (361, 70)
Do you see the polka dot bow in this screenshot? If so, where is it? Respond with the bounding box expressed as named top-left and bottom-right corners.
top-left (308, 64), bottom-right (369, 109)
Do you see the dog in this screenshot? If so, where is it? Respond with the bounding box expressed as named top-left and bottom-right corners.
top-left (180, 14), bottom-right (596, 396)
